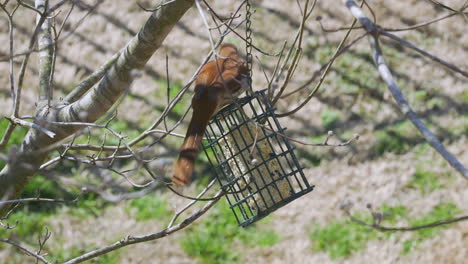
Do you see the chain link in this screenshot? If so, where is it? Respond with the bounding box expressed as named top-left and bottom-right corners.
top-left (245, 0), bottom-right (253, 92)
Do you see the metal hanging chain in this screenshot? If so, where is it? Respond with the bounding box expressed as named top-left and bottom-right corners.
top-left (245, 0), bottom-right (253, 93)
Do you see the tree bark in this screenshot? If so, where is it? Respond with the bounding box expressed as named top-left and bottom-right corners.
top-left (0, 0), bottom-right (195, 217)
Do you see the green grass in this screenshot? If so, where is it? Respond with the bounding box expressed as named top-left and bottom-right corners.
top-left (380, 204), bottom-right (407, 223)
top-left (0, 175), bottom-right (76, 239)
top-left (49, 245), bottom-right (120, 263)
top-left (320, 108), bottom-right (341, 130)
top-left (414, 143), bottom-right (431, 157)
top-left (70, 193), bottom-right (106, 218)
top-left (0, 193), bottom-right (117, 263)
top-left (181, 202), bottom-right (281, 264)
top-left (107, 120), bottom-right (141, 144)
top-left (0, 208), bottom-right (49, 238)
top-left (310, 218), bottom-right (375, 259)
top-left (254, 229), bottom-right (281, 247)
top-left (426, 97), bottom-right (446, 110)
top-left (402, 202), bottom-right (460, 254)
top-left (127, 194), bottom-right (170, 221)
top-left (73, 119), bottom-right (142, 146)
top-left (406, 168), bottom-right (442, 194)
top-left (309, 203), bottom-right (460, 258)
top-left (0, 119), bottom-right (28, 147)
top-left (413, 90), bottom-right (428, 102)
top-left (305, 42), bottom-right (382, 95)
top-left (19, 175), bottom-right (82, 214)
top-left (447, 114), bottom-right (468, 136)
top-left (0, 177), bottom-right (107, 242)
top-left (297, 148), bottom-right (322, 167)
top-left (373, 120), bottom-right (419, 155)
top-left (375, 130), bottom-right (411, 155)
top-left (154, 80), bottom-right (189, 116)
top-left (0, 118), bottom-right (28, 170)
top-left (0, 195), bottom-right (106, 240)
top-left (309, 205), bottom-right (407, 259)
top-left (460, 90), bottom-right (468, 102)
top-left (411, 90), bottom-right (447, 111)
top-left (22, 175), bottom-right (65, 199)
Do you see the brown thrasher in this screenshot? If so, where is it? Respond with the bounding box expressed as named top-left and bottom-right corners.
top-left (172, 43), bottom-right (249, 185)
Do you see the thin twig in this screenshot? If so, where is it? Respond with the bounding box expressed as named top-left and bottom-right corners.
top-left (167, 179), bottom-right (217, 228)
top-left (202, 0), bottom-right (280, 56)
top-left (0, 238), bottom-right (51, 264)
top-left (280, 32), bottom-right (367, 99)
top-left (62, 189), bottom-right (223, 264)
top-left (271, 0), bottom-right (314, 105)
top-left (342, 204), bottom-right (468, 232)
top-left (126, 2), bottom-right (246, 148)
top-left (5, 116), bottom-right (56, 138)
top-left (0, 2), bottom-right (20, 151)
top-left (36, 228), bottom-right (52, 264)
top-left (382, 11), bottom-right (462, 32)
top-left (137, 0), bottom-right (176, 12)
top-left (0, 190), bottom-right (84, 206)
top-left (276, 4), bottom-right (362, 118)
top-left (164, 54), bottom-right (170, 131)
top-left (342, 0), bottom-right (468, 179)
top-left (380, 31), bottom-right (468, 78)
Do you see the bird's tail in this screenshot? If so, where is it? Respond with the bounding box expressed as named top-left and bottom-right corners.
top-left (172, 104), bottom-right (212, 185)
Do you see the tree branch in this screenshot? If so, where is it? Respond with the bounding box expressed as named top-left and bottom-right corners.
top-left (0, 238), bottom-right (51, 264)
top-left (380, 31), bottom-right (468, 78)
top-left (62, 189), bottom-right (222, 264)
top-left (0, 0), bottom-right (196, 218)
top-left (276, 11), bottom-right (360, 117)
top-left (59, 0), bottom-right (195, 124)
top-left (341, 202), bottom-right (468, 232)
top-left (36, 0), bottom-right (54, 103)
top-left (0, 2), bottom-right (19, 151)
top-left (342, 0), bottom-right (468, 179)
top-left (64, 52), bottom-right (120, 103)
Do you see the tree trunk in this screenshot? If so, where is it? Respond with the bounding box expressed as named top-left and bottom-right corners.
top-left (0, 0), bottom-right (195, 217)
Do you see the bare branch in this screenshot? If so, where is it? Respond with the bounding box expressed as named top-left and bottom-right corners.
top-left (0, 2), bottom-right (20, 151)
top-left (6, 116), bottom-right (56, 138)
top-left (202, 0), bottom-right (280, 56)
top-left (0, 122), bottom-right (16, 151)
top-left (64, 52), bottom-right (120, 103)
top-left (0, 238), bottom-right (51, 264)
top-left (36, 228), bottom-right (52, 264)
top-left (137, 0), bottom-right (177, 12)
top-left (167, 178), bottom-right (217, 228)
top-left (0, 0), bottom-right (196, 219)
top-left (280, 32), bottom-right (367, 99)
top-left (271, 0), bottom-right (315, 105)
top-left (62, 189), bottom-right (222, 264)
top-left (382, 11), bottom-right (464, 32)
top-left (342, 0), bottom-right (468, 179)
top-left (0, 189), bottom-right (84, 206)
top-left (61, 130), bottom-right (184, 152)
top-left (276, 12), bottom-right (361, 117)
top-left (126, 2), bottom-right (246, 147)
top-left (35, 0), bottom-right (54, 103)
top-left (342, 202), bottom-right (468, 232)
top-left (380, 31), bottom-right (468, 78)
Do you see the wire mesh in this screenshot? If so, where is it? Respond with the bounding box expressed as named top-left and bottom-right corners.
top-left (202, 90), bottom-right (314, 227)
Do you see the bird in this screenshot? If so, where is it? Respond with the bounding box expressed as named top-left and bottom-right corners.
top-left (172, 43), bottom-right (249, 185)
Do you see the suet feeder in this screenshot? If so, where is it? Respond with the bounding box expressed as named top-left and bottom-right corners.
top-left (202, 90), bottom-right (314, 227)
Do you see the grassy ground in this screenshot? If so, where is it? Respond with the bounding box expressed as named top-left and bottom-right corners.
top-left (0, 0), bottom-right (467, 263)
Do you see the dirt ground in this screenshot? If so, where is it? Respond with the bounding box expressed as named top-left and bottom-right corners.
top-left (0, 0), bottom-right (467, 263)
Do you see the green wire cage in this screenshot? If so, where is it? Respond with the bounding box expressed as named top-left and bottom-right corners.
top-left (202, 90), bottom-right (314, 227)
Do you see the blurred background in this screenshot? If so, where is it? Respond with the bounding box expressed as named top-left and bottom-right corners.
top-left (0, 0), bottom-right (467, 263)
